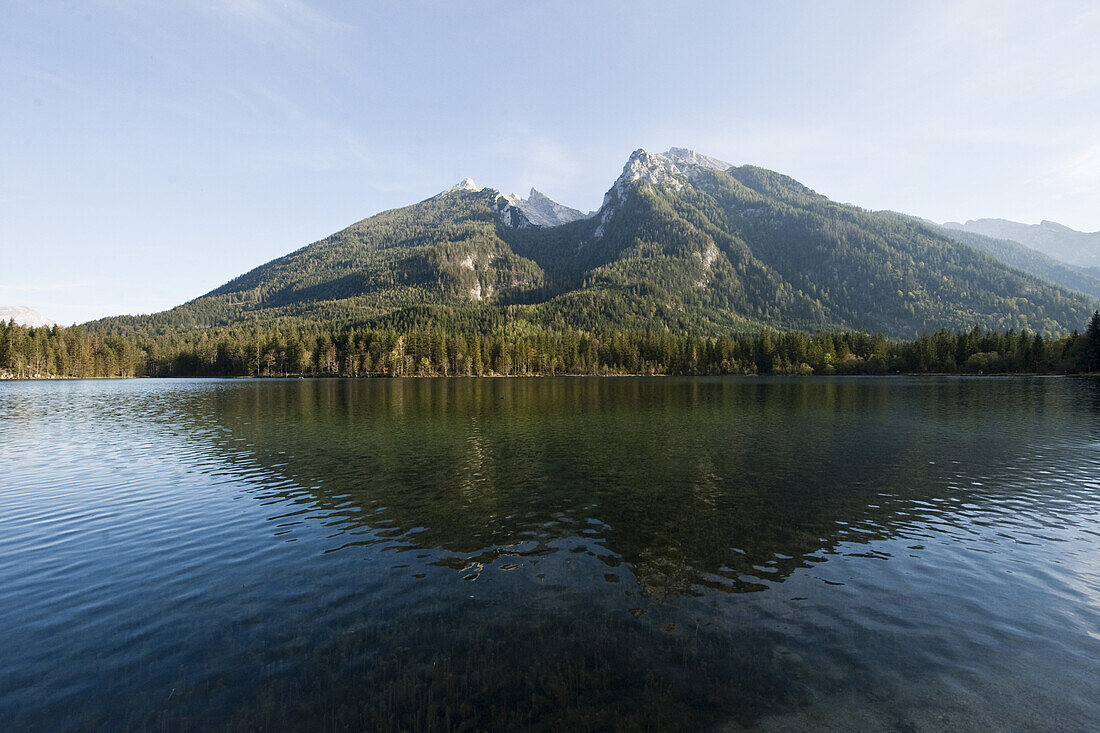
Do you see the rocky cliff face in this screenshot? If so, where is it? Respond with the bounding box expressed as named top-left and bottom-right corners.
top-left (498, 188), bottom-right (586, 228)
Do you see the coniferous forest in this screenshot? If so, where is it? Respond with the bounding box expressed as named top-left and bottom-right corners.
top-left (3, 313), bottom-right (1098, 380)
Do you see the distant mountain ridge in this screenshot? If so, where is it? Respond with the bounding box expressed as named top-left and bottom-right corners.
top-left (943, 218), bottom-right (1100, 269)
top-left (0, 306), bottom-right (56, 328)
top-left (882, 214), bottom-right (1100, 300)
top-left (88, 148), bottom-right (1099, 338)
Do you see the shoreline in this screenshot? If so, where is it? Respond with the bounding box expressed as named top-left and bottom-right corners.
top-left (2, 372), bottom-right (1095, 382)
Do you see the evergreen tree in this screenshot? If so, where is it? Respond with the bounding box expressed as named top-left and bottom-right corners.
top-left (1085, 311), bottom-right (1100, 372)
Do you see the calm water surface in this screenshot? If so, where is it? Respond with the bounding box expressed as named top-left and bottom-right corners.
top-left (1, 377), bottom-right (1098, 731)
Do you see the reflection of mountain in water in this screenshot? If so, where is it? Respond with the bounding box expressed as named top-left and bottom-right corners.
top-left (135, 377), bottom-right (1100, 730)
top-left (188, 377), bottom-right (1080, 599)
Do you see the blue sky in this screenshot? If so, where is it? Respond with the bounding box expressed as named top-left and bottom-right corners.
top-left (3, 0), bottom-right (1099, 324)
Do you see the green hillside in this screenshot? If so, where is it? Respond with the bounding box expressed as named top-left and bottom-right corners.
top-left (90, 149), bottom-right (1098, 339)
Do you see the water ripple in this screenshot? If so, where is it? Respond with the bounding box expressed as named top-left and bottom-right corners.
top-left (1, 376), bottom-right (1099, 730)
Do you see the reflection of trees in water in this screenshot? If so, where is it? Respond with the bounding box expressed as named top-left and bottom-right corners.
top-left (185, 377), bottom-right (1082, 599)
top-left (150, 376), bottom-right (1099, 731)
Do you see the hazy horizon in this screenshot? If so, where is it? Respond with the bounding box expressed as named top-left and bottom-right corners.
top-left (4, 1), bottom-right (1099, 324)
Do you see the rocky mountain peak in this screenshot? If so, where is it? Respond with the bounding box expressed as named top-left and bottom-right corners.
top-left (0, 305), bottom-right (57, 328)
top-left (449, 177), bottom-right (480, 192)
top-left (498, 189), bottom-right (585, 229)
top-left (527, 188), bottom-right (555, 206)
top-left (593, 147), bottom-right (735, 237)
top-left (664, 147), bottom-right (733, 172)
top-left (616, 148), bottom-right (732, 190)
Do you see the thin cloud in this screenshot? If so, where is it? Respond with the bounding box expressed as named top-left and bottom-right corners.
top-left (1063, 142), bottom-right (1100, 181)
top-left (197, 0), bottom-right (353, 37)
top-left (0, 281), bottom-right (98, 293)
top-left (167, 0), bottom-right (356, 64)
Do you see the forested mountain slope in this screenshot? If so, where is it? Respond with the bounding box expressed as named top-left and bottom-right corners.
top-left (89, 149), bottom-right (1098, 338)
top-left (881, 213), bottom-right (1100, 300)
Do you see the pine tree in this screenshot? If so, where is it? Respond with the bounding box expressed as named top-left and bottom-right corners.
top-left (1085, 311), bottom-right (1100, 372)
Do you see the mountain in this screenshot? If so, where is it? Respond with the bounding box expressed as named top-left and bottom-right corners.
top-left (942, 219), bottom-right (1100, 269)
top-left (92, 149), bottom-right (1099, 338)
top-left (500, 187), bottom-right (587, 228)
top-left (883, 214), bottom-right (1100, 300)
top-left (0, 306), bottom-right (57, 328)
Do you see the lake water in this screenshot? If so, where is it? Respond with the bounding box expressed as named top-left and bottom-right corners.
top-left (1, 377), bottom-right (1098, 731)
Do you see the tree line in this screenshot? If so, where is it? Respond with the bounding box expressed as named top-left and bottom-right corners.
top-left (2, 313), bottom-right (1099, 380)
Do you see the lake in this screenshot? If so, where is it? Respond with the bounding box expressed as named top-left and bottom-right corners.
top-left (1, 377), bottom-right (1098, 731)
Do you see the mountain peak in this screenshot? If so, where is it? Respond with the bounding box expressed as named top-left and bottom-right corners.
top-left (0, 305), bottom-right (57, 328)
top-left (449, 177), bottom-right (480, 192)
top-left (614, 147), bottom-right (733, 193)
top-left (664, 147), bottom-right (733, 171)
top-left (1039, 219), bottom-right (1075, 233)
top-left (499, 188), bottom-right (585, 229)
top-left (592, 147), bottom-right (735, 237)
